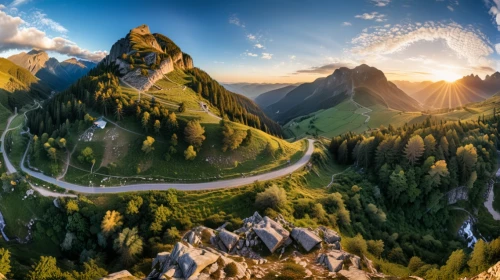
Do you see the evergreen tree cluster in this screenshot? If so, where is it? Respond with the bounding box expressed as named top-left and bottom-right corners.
top-left (186, 68), bottom-right (283, 136)
top-left (329, 117), bottom-right (498, 222)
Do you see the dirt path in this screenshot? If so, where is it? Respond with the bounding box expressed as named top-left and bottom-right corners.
top-left (29, 183), bottom-right (77, 198)
top-left (57, 145), bottom-right (77, 180)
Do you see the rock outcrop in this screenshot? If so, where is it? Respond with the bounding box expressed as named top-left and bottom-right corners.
top-left (98, 211), bottom-right (408, 280)
top-left (103, 24), bottom-right (194, 92)
top-left (100, 270), bottom-right (137, 280)
top-left (291, 227), bottom-right (321, 252)
top-left (464, 261), bottom-right (500, 279)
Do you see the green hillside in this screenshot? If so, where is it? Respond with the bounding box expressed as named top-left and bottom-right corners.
top-left (25, 64), bottom-right (305, 185)
top-left (284, 89), bottom-right (500, 140)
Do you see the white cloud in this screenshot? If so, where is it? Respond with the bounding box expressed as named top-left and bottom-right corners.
top-left (289, 55), bottom-right (296, 60)
top-left (372, 0), bottom-right (391, 7)
top-left (447, 5), bottom-right (454, 11)
top-left (0, 9), bottom-right (106, 61)
top-left (247, 34), bottom-right (256, 41)
top-left (355, 12), bottom-right (387, 22)
top-left (32, 11), bottom-right (68, 34)
top-left (229, 14), bottom-right (245, 28)
top-left (244, 52), bottom-right (258, 57)
top-left (254, 43), bottom-right (264, 49)
top-left (488, 0), bottom-right (500, 31)
top-left (10, 0), bottom-right (29, 7)
top-left (213, 61), bottom-right (224, 64)
top-left (261, 53), bottom-right (273, 59)
top-left (495, 43), bottom-right (500, 54)
top-left (342, 22), bottom-right (352, 26)
top-left (351, 22), bottom-right (494, 69)
top-left (0, 4), bottom-right (5, 9)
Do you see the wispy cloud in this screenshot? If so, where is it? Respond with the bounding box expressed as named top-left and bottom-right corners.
top-left (261, 53), bottom-right (273, 59)
top-left (254, 43), bottom-right (264, 49)
top-left (247, 34), bottom-right (256, 41)
top-left (10, 0), bottom-right (29, 7)
top-left (372, 0), bottom-right (391, 7)
top-left (0, 9), bottom-right (106, 61)
top-left (355, 12), bottom-right (387, 22)
top-left (351, 22), bottom-right (494, 70)
top-left (342, 22), bottom-right (352, 26)
top-left (289, 55), bottom-right (296, 60)
top-left (447, 5), bottom-right (454, 11)
top-left (32, 11), bottom-right (68, 34)
top-left (229, 14), bottom-right (245, 28)
top-left (294, 62), bottom-right (352, 74)
top-left (244, 52), bottom-right (258, 57)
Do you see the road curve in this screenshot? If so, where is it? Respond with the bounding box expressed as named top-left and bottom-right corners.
top-left (18, 139), bottom-right (314, 194)
top-left (1, 114), bottom-right (19, 174)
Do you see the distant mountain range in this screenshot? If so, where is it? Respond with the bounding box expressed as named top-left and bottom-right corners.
top-left (264, 64), bottom-right (421, 124)
top-left (411, 73), bottom-right (500, 109)
top-left (391, 80), bottom-right (433, 95)
top-left (222, 83), bottom-right (297, 99)
top-left (8, 49), bottom-right (96, 91)
top-left (254, 85), bottom-right (298, 108)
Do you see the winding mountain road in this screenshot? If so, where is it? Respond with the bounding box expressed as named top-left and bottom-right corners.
top-left (1, 114), bottom-right (18, 174)
top-left (17, 139), bottom-right (314, 193)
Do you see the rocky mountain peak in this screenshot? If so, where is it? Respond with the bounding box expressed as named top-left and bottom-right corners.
top-left (27, 49), bottom-right (46, 55)
top-left (130, 24), bottom-right (151, 35)
top-left (8, 49), bottom-right (50, 74)
top-left (104, 25), bottom-right (194, 91)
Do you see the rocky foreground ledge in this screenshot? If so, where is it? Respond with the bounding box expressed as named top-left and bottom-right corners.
top-left (100, 212), bottom-right (399, 279)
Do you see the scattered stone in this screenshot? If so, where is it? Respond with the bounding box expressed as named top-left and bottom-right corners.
top-left (177, 247), bottom-right (219, 278)
top-left (219, 229), bottom-right (239, 251)
top-left (100, 270), bottom-right (138, 280)
top-left (338, 267), bottom-right (371, 280)
top-left (253, 217), bottom-right (290, 253)
top-left (291, 227), bottom-right (322, 252)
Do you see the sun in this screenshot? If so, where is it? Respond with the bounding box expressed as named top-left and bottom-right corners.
top-left (432, 70), bottom-right (461, 83)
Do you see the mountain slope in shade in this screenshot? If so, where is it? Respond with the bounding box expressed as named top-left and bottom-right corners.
top-left (412, 73), bottom-right (500, 109)
top-left (265, 64), bottom-right (420, 123)
top-left (254, 85), bottom-right (298, 108)
top-left (222, 83), bottom-right (295, 99)
top-left (0, 58), bottom-right (51, 110)
top-left (8, 49), bottom-right (96, 91)
top-left (391, 80), bottom-right (433, 95)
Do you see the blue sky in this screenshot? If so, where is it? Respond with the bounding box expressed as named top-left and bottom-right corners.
top-left (0, 0), bottom-right (499, 83)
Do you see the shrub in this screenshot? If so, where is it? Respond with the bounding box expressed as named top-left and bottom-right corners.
top-left (255, 185), bottom-right (287, 211)
top-left (343, 234), bottom-right (367, 256)
top-left (224, 262), bottom-right (239, 277)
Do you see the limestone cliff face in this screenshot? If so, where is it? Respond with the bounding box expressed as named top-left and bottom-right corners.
top-left (120, 57), bottom-right (174, 91)
top-left (183, 53), bottom-right (194, 69)
top-left (103, 24), bottom-right (194, 91)
top-left (8, 49), bottom-right (50, 74)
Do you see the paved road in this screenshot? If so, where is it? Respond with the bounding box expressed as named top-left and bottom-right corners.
top-left (18, 139), bottom-right (314, 193)
top-left (1, 114), bottom-right (19, 174)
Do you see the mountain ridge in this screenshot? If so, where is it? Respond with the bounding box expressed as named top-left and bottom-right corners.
top-left (265, 64), bottom-right (421, 123)
top-left (7, 49), bottom-right (96, 91)
top-left (411, 72), bottom-right (500, 109)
